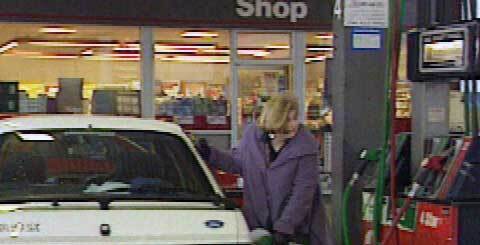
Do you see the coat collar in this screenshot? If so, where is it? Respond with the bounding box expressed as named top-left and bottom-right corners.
top-left (252, 124), bottom-right (319, 167)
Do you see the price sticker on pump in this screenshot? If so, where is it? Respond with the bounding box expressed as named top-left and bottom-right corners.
top-left (175, 116), bottom-right (194, 125)
top-left (344, 0), bottom-right (389, 28)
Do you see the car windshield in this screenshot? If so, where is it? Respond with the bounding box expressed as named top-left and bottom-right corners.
top-left (0, 129), bottom-right (215, 202)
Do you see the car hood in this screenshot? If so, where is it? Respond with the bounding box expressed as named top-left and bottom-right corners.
top-left (0, 202), bottom-right (250, 244)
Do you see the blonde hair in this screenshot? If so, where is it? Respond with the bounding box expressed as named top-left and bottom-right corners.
top-left (258, 94), bottom-right (298, 133)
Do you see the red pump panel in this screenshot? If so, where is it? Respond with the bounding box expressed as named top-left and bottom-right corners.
top-left (414, 202), bottom-right (458, 245)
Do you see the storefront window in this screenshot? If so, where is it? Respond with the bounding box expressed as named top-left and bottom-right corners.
top-left (0, 23), bottom-right (140, 115)
top-left (396, 34), bottom-right (412, 133)
top-left (305, 32), bottom-right (333, 131)
top-left (154, 29), bottom-right (231, 138)
top-left (236, 32), bottom-right (291, 60)
top-left (305, 32), bottom-right (334, 194)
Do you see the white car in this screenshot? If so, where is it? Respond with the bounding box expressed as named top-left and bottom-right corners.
top-left (0, 115), bottom-right (250, 245)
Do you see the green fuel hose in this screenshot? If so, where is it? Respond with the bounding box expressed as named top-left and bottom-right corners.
top-left (373, 0), bottom-right (404, 243)
top-left (341, 150), bottom-right (378, 245)
top-left (342, 184), bottom-right (353, 245)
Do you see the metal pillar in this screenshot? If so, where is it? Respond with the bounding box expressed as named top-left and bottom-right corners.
top-left (293, 31), bottom-right (307, 122)
top-left (140, 26), bottom-right (155, 119)
top-left (230, 31), bottom-right (239, 146)
top-left (330, 17), bottom-right (388, 245)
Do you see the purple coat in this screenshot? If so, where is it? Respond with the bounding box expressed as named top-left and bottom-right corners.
top-left (208, 124), bottom-right (332, 245)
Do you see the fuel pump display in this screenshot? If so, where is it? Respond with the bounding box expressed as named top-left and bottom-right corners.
top-left (408, 22), bottom-right (478, 80)
top-left (421, 30), bottom-right (466, 71)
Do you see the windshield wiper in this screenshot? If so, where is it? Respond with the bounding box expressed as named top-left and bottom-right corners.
top-left (0, 194), bottom-right (112, 209)
top-left (0, 193), bottom-right (236, 210)
top-left (0, 180), bottom-right (238, 209)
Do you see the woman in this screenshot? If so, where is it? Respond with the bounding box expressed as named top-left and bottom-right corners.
top-left (197, 94), bottom-right (331, 245)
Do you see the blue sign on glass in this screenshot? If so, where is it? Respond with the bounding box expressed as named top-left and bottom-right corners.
top-left (351, 28), bottom-right (384, 51)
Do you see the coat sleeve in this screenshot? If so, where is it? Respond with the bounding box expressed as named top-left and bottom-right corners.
top-left (206, 124), bottom-right (255, 175)
top-left (274, 154), bottom-right (319, 235)
top-left (207, 147), bottom-right (243, 175)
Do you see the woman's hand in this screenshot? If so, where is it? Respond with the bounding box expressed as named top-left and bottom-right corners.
top-left (195, 138), bottom-right (211, 161)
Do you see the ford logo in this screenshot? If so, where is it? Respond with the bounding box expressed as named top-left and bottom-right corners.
top-left (204, 220), bottom-right (224, 229)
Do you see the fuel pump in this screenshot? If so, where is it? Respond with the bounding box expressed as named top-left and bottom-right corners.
top-left (373, 20), bottom-right (480, 245)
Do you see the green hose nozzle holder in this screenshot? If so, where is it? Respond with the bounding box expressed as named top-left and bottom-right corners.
top-left (359, 148), bottom-right (382, 162)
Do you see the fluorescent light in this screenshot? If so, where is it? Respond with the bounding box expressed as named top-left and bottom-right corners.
top-left (181, 31), bottom-right (219, 38)
top-left (315, 34), bottom-right (334, 39)
top-left (238, 49), bottom-right (270, 56)
top-left (160, 55), bottom-right (229, 63)
top-left (114, 44), bottom-right (140, 51)
top-left (102, 53), bottom-right (140, 58)
top-left (10, 50), bottom-right (42, 56)
top-left (31, 55), bottom-right (78, 59)
top-left (48, 87), bottom-right (59, 93)
top-left (202, 49), bottom-right (230, 54)
top-left (306, 56), bottom-right (326, 62)
top-left (265, 45), bottom-right (290, 49)
top-left (307, 47), bottom-right (334, 51)
top-left (29, 41), bottom-right (118, 47)
top-left (114, 47), bottom-right (140, 51)
top-left (17, 133), bottom-right (54, 141)
top-left (0, 41), bottom-right (18, 53)
top-left (253, 53), bottom-right (269, 57)
top-left (155, 49), bottom-right (197, 54)
top-left (84, 56), bottom-right (140, 61)
top-left (156, 44), bottom-right (216, 50)
top-left (115, 43), bottom-right (216, 52)
top-left (81, 49), bottom-right (94, 55)
top-left (40, 26), bottom-right (77, 34)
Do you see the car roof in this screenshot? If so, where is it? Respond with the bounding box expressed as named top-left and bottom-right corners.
top-left (0, 115), bottom-right (183, 135)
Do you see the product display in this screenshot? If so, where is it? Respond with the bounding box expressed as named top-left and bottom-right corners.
top-left (47, 98), bottom-right (57, 114)
top-left (91, 90), bottom-right (117, 115)
top-left (116, 90), bottom-right (140, 116)
top-left (155, 80), bottom-right (230, 129)
top-left (56, 78), bottom-right (84, 114)
top-left (396, 82), bottom-right (412, 118)
top-left (0, 82), bottom-right (19, 113)
top-left (19, 91), bottom-right (47, 113)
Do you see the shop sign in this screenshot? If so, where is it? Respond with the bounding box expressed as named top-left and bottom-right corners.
top-left (236, 0), bottom-right (308, 23)
top-left (0, 0), bottom-right (332, 30)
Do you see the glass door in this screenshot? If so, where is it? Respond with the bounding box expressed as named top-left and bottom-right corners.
top-left (230, 30), bottom-right (303, 144)
top-left (236, 65), bottom-right (292, 138)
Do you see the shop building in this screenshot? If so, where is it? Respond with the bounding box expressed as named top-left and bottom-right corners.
top-left (0, 0), bottom-right (334, 148)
